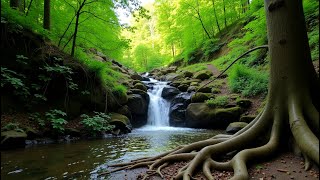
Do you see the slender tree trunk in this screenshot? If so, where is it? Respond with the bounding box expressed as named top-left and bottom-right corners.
top-left (211, 0), bottom-right (221, 33)
top-left (43, 0), bottom-right (50, 30)
top-left (222, 0), bottom-right (227, 27)
top-left (25, 0), bottom-right (33, 16)
top-left (71, 12), bottom-right (80, 57)
top-left (197, 12), bottom-right (212, 39)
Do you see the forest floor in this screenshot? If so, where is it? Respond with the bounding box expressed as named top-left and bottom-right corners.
top-left (108, 151), bottom-right (319, 180)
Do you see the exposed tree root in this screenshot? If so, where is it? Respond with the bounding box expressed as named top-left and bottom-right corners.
top-left (98, 98), bottom-right (319, 179)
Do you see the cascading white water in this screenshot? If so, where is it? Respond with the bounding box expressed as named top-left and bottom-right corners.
top-left (146, 78), bottom-right (170, 127)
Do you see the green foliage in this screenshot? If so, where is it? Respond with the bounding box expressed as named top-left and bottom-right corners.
top-left (29, 112), bottom-right (45, 127)
top-left (228, 64), bottom-right (268, 97)
top-left (308, 26), bottom-right (319, 61)
top-left (1, 123), bottom-right (24, 133)
top-left (80, 112), bottom-right (115, 136)
top-left (1, 67), bottom-right (30, 98)
top-left (112, 85), bottom-right (127, 97)
top-left (45, 109), bottom-right (67, 134)
top-left (205, 96), bottom-right (229, 108)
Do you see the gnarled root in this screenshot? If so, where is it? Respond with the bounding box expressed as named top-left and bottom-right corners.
top-left (99, 98), bottom-right (319, 180)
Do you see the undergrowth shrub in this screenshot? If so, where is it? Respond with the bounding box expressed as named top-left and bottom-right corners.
top-left (45, 109), bottom-right (68, 134)
top-left (1, 123), bottom-right (24, 132)
top-left (205, 96), bottom-right (229, 108)
top-left (228, 64), bottom-right (268, 97)
top-left (80, 112), bottom-right (114, 136)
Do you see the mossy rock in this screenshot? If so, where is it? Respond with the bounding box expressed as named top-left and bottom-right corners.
top-left (117, 105), bottom-right (132, 119)
top-left (24, 126), bottom-right (40, 139)
top-left (236, 99), bottom-right (252, 109)
top-left (229, 93), bottom-right (240, 100)
top-left (133, 83), bottom-right (147, 92)
top-left (211, 88), bottom-right (221, 94)
top-left (190, 82), bottom-right (199, 86)
top-left (161, 86), bottom-right (181, 99)
top-left (226, 122), bottom-right (248, 134)
top-left (113, 91), bottom-right (128, 105)
top-left (131, 74), bottom-right (143, 81)
top-left (177, 84), bottom-right (189, 92)
top-left (187, 86), bottom-right (197, 92)
top-left (191, 93), bottom-right (214, 103)
top-left (165, 73), bottom-right (182, 81)
top-left (196, 86), bottom-right (212, 93)
top-left (127, 94), bottom-right (148, 115)
top-left (183, 71), bottom-right (193, 78)
top-left (193, 70), bottom-right (211, 80)
top-left (171, 82), bottom-right (181, 88)
top-left (110, 113), bottom-right (132, 133)
top-left (132, 80), bottom-right (142, 85)
top-left (128, 89), bottom-right (149, 101)
top-left (1, 130), bottom-right (27, 149)
top-left (240, 115), bottom-right (256, 123)
top-left (186, 103), bottom-right (241, 129)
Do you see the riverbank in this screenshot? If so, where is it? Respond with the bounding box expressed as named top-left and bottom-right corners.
top-left (108, 151), bottom-right (319, 180)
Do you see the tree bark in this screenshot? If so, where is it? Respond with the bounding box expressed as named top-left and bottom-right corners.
top-left (43, 0), bottom-right (50, 30)
top-left (222, 0), bottom-right (227, 27)
top-left (71, 11), bottom-right (80, 57)
top-left (211, 0), bottom-right (221, 33)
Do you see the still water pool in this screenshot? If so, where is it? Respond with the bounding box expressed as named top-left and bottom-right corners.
top-left (1, 127), bottom-right (221, 180)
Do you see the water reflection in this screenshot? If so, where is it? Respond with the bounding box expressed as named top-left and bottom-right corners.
top-left (1, 129), bottom-right (222, 180)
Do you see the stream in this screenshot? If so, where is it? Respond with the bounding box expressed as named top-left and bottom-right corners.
top-left (1, 78), bottom-right (222, 180)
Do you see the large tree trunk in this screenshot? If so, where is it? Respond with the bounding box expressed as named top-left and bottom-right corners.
top-left (102, 0), bottom-right (319, 179)
top-left (43, 0), bottom-right (50, 30)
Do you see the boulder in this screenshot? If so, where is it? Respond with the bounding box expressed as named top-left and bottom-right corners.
top-left (171, 82), bottom-right (181, 88)
top-left (24, 126), bottom-right (40, 139)
top-left (113, 90), bottom-right (128, 105)
top-left (131, 74), bottom-right (143, 81)
top-left (127, 93), bottom-right (149, 127)
top-left (236, 99), bottom-right (252, 109)
top-left (183, 71), bottom-right (193, 78)
top-left (110, 113), bottom-right (132, 133)
top-left (211, 88), bottom-right (221, 94)
top-left (186, 103), bottom-right (241, 129)
top-left (117, 105), bottom-right (132, 119)
top-left (128, 89), bottom-right (149, 101)
top-left (178, 84), bottom-right (189, 92)
top-left (142, 76), bottom-right (150, 81)
top-left (165, 73), bottom-right (182, 81)
top-left (191, 93), bottom-right (213, 103)
top-left (196, 86), bottom-right (212, 93)
top-left (1, 130), bottom-right (27, 149)
top-left (169, 103), bottom-right (187, 127)
top-left (161, 86), bottom-right (181, 100)
top-left (187, 86), bottom-right (197, 92)
top-left (190, 82), bottom-right (199, 86)
top-left (131, 114), bottom-right (148, 128)
top-left (127, 94), bottom-right (149, 115)
top-left (193, 70), bottom-right (211, 80)
top-left (240, 115), bottom-right (256, 123)
top-left (133, 83), bottom-right (147, 92)
top-left (226, 122), bottom-right (248, 134)
top-left (169, 92), bottom-right (192, 127)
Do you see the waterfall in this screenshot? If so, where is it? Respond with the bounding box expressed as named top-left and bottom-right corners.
top-left (146, 78), bottom-right (170, 127)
